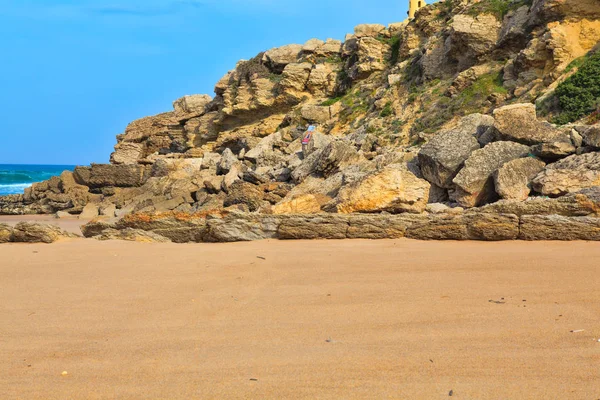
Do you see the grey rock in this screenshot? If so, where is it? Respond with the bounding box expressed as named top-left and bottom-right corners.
top-left (418, 130), bottom-right (480, 189)
top-left (493, 103), bottom-right (571, 145)
top-left (520, 215), bottom-right (600, 240)
top-left (217, 148), bottom-right (240, 175)
top-left (494, 157), bottom-right (546, 201)
top-left (451, 141), bottom-right (530, 207)
top-left (532, 152), bottom-right (600, 196)
top-left (531, 142), bottom-right (576, 160)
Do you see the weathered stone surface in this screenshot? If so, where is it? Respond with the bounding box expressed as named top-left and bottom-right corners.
top-left (262, 44), bottom-right (302, 73)
top-left (204, 214), bottom-right (279, 242)
top-left (11, 222), bottom-right (78, 243)
top-left (532, 153), bottom-right (600, 196)
top-left (112, 212), bottom-right (211, 243)
top-left (531, 142), bottom-right (576, 160)
top-left (332, 165), bottom-right (430, 214)
top-left (94, 228), bottom-right (172, 243)
top-left (277, 215), bottom-right (349, 240)
top-left (405, 213), bottom-right (520, 241)
top-left (74, 164), bottom-right (147, 188)
top-left (216, 148), bottom-right (240, 175)
top-left (172, 94), bottom-right (212, 120)
top-left (223, 181), bottom-right (264, 212)
top-left (345, 214), bottom-right (414, 239)
top-left (418, 129), bottom-right (480, 188)
top-left (0, 223), bottom-right (12, 243)
top-left (446, 14), bottom-right (501, 69)
top-left (479, 188), bottom-right (600, 217)
top-left (452, 142), bottom-right (530, 207)
top-left (292, 141), bottom-right (359, 183)
top-left (520, 215), bottom-right (600, 240)
top-left (110, 142), bottom-right (144, 165)
top-left (79, 203), bottom-right (99, 219)
top-left (494, 157), bottom-right (546, 201)
top-left (577, 126), bottom-right (600, 148)
top-left (354, 24), bottom-right (386, 38)
top-left (272, 194), bottom-right (327, 214)
top-left (347, 37), bottom-right (388, 80)
top-left (493, 104), bottom-right (570, 145)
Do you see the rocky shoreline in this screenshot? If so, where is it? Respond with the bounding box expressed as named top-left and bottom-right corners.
top-left (2, 0), bottom-right (600, 243)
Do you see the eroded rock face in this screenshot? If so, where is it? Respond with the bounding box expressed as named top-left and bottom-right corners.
top-left (493, 104), bottom-right (570, 145)
top-left (74, 164), bottom-right (148, 189)
top-left (11, 222), bottom-right (78, 243)
top-left (532, 153), bottom-right (600, 196)
top-left (0, 223), bottom-right (12, 243)
top-left (93, 228), bottom-right (172, 243)
top-left (446, 14), bottom-right (501, 70)
top-left (451, 141), bottom-right (530, 207)
top-left (418, 129), bottom-right (481, 189)
top-left (494, 157), bottom-right (546, 201)
top-left (332, 165), bottom-right (430, 214)
top-left (172, 94), bottom-right (212, 120)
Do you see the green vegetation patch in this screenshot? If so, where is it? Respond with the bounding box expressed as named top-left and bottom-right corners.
top-left (553, 51), bottom-right (600, 125)
top-left (412, 72), bottom-right (506, 133)
top-left (465, 0), bottom-right (532, 20)
top-left (320, 97), bottom-right (342, 107)
top-left (380, 102), bottom-right (394, 118)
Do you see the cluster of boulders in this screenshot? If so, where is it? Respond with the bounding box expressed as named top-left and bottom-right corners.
top-left (418, 103), bottom-right (600, 208)
top-left (1, 0), bottom-right (600, 243)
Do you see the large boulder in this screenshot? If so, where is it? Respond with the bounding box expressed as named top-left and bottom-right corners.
top-left (110, 142), bottom-right (144, 165)
top-left (0, 223), bottom-right (12, 243)
top-left (291, 141), bottom-right (359, 183)
top-left (74, 164), bottom-right (147, 188)
top-left (451, 141), bottom-right (531, 207)
top-left (331, 164), bottom-right (431, 214)
top-left (493, 157), bottom-right (546, 201)
top-left (531, 142), bottom-right (576, 160)
top-left (418, 129), bottom-right (481, 189)
top-left (532, 152), bottom-right (600, 196)
top-left (272, 194), bottom-right (328, 215)
top-left (493, 103), bottom-right (571, 145)
top-left (172, 94), bottom-right (212, 120)
top-left (11, 222), bottom-right (78, 243)
top-left (262, 44), bottom-right (302, 73)
top-left (577, 125), bottom-right (600, 148)
top-left (446, 14), bottom-right (501, 69)
top-left (223, 181), bottom-right (264, 212)
top-left (347, 37), bottom-right (389, 80)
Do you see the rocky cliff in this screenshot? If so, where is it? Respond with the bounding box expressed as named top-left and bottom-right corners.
top-left (2, 0), bottom-right (600, 242)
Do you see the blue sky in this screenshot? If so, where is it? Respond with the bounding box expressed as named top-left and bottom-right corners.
top-left (0, 0), bottom-right (410, 165)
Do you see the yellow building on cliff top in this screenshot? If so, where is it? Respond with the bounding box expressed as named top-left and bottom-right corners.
top-left (408, 0), bottom-right (427, 19)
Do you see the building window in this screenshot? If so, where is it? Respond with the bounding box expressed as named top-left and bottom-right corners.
top-left (418, 1), bottom-right (422, 6)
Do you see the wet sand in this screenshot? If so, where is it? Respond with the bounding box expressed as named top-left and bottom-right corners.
top-left (1, 236), bottom-right (600, 399)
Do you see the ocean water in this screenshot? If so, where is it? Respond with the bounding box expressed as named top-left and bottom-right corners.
top-left (0, 164), bottom-right (76, 196)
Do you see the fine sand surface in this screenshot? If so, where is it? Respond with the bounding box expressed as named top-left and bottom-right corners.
top-left (2, 238), bottom-right (600, 399)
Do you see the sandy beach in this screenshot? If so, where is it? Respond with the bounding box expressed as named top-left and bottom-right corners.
top-left (1, 232), bottom-right (600, 399)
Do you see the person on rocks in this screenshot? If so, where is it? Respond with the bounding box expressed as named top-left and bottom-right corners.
top-left (302, 125), bottom-right (317, 158)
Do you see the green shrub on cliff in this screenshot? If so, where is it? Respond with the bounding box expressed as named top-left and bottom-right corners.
top-left (553, 51), bottom-right (600, 125)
